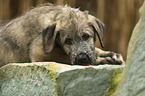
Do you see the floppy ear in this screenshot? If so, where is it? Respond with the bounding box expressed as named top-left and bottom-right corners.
top-left (90, 18), bottom-right (105, 48)
top-left (42, 24), bottom-right (58, 54)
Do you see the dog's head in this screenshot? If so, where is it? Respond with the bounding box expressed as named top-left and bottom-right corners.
top-left (42, 10), bottom-right (105, 65)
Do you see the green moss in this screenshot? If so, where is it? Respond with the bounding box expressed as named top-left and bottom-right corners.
top-left (47, 63), bottom-right (66, 82)
top-left (105, 69), bottom-right (122, 96)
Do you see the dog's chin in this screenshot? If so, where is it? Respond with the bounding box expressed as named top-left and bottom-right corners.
top-left (72, 63), bottom-right (90, 66)
top-left (81, 64), bottom-right (90, 66)
top-left (72, 61), bottom-right (91, 66)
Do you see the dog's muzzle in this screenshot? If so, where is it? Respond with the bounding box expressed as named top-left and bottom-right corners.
top-left (74, 52), bottom-right (92, 65)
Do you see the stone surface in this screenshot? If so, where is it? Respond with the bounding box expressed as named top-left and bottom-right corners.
top-left (0, 62), bottom-right (124, 96)
top-left (56, 65), bottom-right (124, 96)
top-left (0, 62), bottom-right (62, 96)
top-left (114, 1), bottom-right (145, 96)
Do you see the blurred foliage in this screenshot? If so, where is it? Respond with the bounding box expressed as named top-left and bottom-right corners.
top-left (0, 0), bottom-right (144, 59)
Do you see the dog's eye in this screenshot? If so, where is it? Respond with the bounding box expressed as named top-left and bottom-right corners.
top-left (82, 33), bottom-right (90, 40)
top-left (65, 38), bottom-right (72, 45)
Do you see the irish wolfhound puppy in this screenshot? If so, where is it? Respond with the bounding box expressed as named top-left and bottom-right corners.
top-left (0, 3), bottom-right (124, 67)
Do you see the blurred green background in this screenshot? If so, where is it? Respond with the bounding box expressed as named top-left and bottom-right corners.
top-left (0, 0), bottom-right (144, 60)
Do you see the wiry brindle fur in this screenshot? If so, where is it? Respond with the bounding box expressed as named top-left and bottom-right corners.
top-left (0, 3), bottom-right (124, 67)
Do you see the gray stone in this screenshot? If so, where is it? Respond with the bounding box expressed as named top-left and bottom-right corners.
top-left (0, 62), bottom-right (124, 96)
top-left (0, 62), bottom-right (60, 96)
top-left (56, 65), bottom-right (124, 96)
top-left (114, 1), bottom-right (145, 96)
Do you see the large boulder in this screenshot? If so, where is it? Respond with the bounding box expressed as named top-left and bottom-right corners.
top-left (114, 1), bottom-right (145, 96)
top-left (0, 62), bottom-right (124, 96)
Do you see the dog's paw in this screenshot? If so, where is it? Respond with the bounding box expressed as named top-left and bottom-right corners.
top-left (95, 52), bottom-right (125, 65)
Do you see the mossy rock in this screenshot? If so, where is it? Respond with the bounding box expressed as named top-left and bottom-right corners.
top-left (0, 62), bottom-right (124, 96)
top-left (114, 1), bottom-right (145, 96)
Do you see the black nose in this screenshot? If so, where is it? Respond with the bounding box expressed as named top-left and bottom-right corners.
top-left (75, 53), bottom-right (92, 65)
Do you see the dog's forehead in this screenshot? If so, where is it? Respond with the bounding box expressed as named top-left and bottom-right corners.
top-left (59, 20), bottom-right (93, 35)
top-left (60, 22), bottom-right (92, 35)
